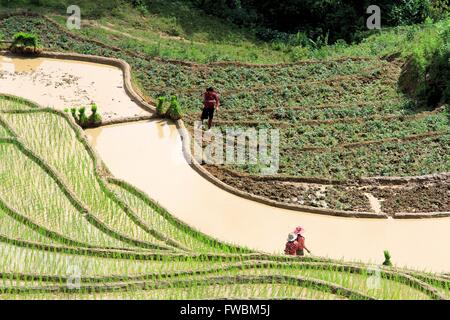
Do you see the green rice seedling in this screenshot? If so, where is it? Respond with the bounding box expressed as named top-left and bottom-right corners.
top-left (167, 96), bottom-right (183, 120)
top-left (1, 110), bottom-right (174, 249)
top-left (156, 96), bottom-right (167, 116)
top-left (0, 142), bottom-right (135, 249)
top-left (70, 108), bottom-right (77, 119)
top-left (77, 107), bottom-right (88, 127)
top-left (383, 250), bottom-right (393, 267)
top-left (109, 182), bottom-right (236, 254)
top-left (10, 32), bottom-right (40, 54)
top-left (88, 103), bottom-right (102, 126)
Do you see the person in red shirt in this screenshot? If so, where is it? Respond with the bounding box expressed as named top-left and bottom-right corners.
top-left (285, 231), bottom-right (311, 256)
top-left (284, 233), bottom-right (300, 256)
top-left (295, 233), bottom-right (311, 256)
top-left (201, 87), bottom-right (220, 129)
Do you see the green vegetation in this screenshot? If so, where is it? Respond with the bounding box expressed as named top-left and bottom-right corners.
top-left (0, 95), bottom-right (448, 300)
top-left (0, 2), bottom-right (449, 299)
top-left (192, 0), bottom-right (449, 43)
top-left (156, 96), bottom-right (167, 116)
top-left (65, 104), bottom-right (102, 127)
top-left (167, 96), bottom-right (183, 120)
top-left (401, 18), bottom-right (450, 106)
top-left (10, 31), bottom-right (40, 54)
top-left (383, 251), bottom-right (393, 267)
top-left (88, 103), bottom-right (102, 126)
top-left (0, 13), bottom-right (448, 180)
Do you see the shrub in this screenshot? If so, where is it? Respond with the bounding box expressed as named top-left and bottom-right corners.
top-left (400, 18), bottom-right (450, 106)
top-left (131, 0), bottom-right (148, 15)
top-left (167, 96), bottom-right (183, 120)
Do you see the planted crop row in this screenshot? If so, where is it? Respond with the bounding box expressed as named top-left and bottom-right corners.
top-left (0, 242), bottom-right (225, 278)
top-left (0, 206), bottom-right (60, 246)
top-left (280, 111), bottom-right (449, 149)
top-left (0, 141), bottom-right (136, 249)
top-left (213, 98), bottom-right (409, 122)
top-left (0, 97), bottom-right (248, 255)
top-left (0, 16), bottom-right (385, 93)
top-left (0, 283), bottom-right (341, 300)
top-left (110, 183), bottom-right (228, 254)
top-left (0, 124), bottom-right (10, 137)
top-left (274, 135), bottom-right (450, 179)
top-left (177, 78), bottom-right (399, 114)
top-left (1, 111), bottom-right (172, 248)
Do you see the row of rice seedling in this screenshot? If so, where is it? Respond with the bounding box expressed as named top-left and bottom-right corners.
top-left (0, 241), bottom-right (232, 278)
top-left (0, 123), bottom-right (11, 138)
top-left (206, 265), bottom-right (432, 300)
top-left (109, 182), bottom-right (242, 254)
top-left (0, 142), bottom-right (138, 249)
top-left (0, 272), bottom-right (368, 299)
top-left (0, 206), bottom-right (61, 246)
top-left (0, 95), bottom-right (39, 112)
top-left (0, 282), bottom-right (343, 300)
top-left (0, 111), bottom-right (174, 249)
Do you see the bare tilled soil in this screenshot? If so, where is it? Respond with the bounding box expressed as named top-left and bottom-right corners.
top-left (204, 165), bottom-right (449, 215)
top-left (369, 181), bottom-right (450, 214)
top-left (204, 165), bottom-right (372, 212)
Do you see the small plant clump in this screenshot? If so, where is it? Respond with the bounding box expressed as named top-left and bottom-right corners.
top-left (66, 103), bottom-right (103, 128)
top-left (9, 32), bottom-right (41, 55)
top-left (89, 103), bottom-right (102, 126)
top-left (383, 250), bottom-right (393, 267)
top-left (167, 96), bottom-right (183, 120)
top-left (156, 95), bottom-right (183, 120)
top-left (156, 96), bottom-right (168, 116)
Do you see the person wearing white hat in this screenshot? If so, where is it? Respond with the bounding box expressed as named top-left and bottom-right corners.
top-left (284, 228), bottom-right (311, 256)
top-left (284, 233), bottom-right (300, 256)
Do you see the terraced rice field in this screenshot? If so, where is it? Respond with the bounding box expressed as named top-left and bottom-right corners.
top-left (1, 16), bottom-right (448, 215)
top-left (0, 95), bottom-right (449, 299)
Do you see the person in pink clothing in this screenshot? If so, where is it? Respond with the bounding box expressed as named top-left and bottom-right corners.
top-left (293, 227), bottom-right (311, 256)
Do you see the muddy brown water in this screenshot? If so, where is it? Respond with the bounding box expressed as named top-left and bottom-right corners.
top-left (0, 55), bottom-right (149, 121)
top-left (2, 56), bottom-right (449, 272)
top-left (86, 120), bottom-right (450, 272)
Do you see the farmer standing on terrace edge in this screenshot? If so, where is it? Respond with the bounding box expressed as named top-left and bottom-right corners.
top-left (201, 87), bottom-right (220, 129)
